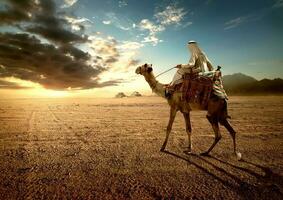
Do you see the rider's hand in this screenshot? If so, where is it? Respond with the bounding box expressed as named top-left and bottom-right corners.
top-left (215, 71), bottom-right (221, 77)
top-left (175, 64), bottom-right (182, 69)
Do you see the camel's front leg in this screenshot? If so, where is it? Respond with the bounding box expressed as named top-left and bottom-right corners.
top-left (160, 107), bottom-right (177, 151)
top-left (183, 112), bottom-right (192, 153)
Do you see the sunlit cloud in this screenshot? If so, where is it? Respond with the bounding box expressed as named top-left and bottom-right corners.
top-left (88, 36), bottom-right (142, 85)
top-left (138, 19), bottom-right (164, 45)
top-left (154, 5), bottom-right (187, 26)
top-left (103, 12), bottom-right (133, 31)
top-left (224, 3), bottom-right (280, 31)
top-left (119, 41), bottom-right (144, 50)
top-left (64, 15), bottom-right (93, 31)
top-left (88, 35), bottom-right (142, 83)
top-left (182, 21), bottom-right (193, 28)
top-left (224, 16), bottom-right (249, 30)
top-left (102, 20), bottom-right (111, 25)
top-left (61, 0), bottom-right (78, 8)
top-left (138, 4), bottom-right (188, 46)
top-left (118, 0), bottom-right (128, 8)
top-left (139, 19), bottom-right (165, 33)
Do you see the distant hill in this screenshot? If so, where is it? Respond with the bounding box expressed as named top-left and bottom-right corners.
top-left (130, 91), bottom-right (142, 97)
top-left (115, 92), bottom-right (127, 98)
top-left (223, 73), bottom-right (283, 95)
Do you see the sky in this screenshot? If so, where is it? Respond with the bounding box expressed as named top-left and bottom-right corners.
top-left (0, 0), bottom-right (282, 98)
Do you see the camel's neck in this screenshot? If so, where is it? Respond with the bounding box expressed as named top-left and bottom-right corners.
top-left (143, 72), bottom-right (166, 98)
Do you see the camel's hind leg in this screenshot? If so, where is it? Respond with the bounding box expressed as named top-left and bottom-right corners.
top-left (201, 116), bottom-right (221, 156)
top-left (183, 112), bottom-right (192, 153)
top-left (160, 107), bottom-right (177, 151)
top-left (220, 119), bottom-right (242, 160)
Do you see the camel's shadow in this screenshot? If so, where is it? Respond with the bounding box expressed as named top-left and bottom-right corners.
top-left (162, 150), bottom-right (283, 200)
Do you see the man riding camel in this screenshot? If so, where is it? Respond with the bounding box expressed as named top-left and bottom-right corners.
top-left (166, 40), bottom-right (228, 100)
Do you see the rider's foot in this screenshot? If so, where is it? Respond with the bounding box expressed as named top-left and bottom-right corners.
top-left (164, 85), bottom-right (174, 99)
top-left (165, 88), bottom-right (172, 99)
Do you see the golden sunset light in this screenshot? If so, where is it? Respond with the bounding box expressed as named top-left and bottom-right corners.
top-left (0, 0), bottom-right (282, 199)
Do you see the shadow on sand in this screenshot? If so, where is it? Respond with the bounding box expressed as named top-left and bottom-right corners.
top-left (162, 150), bottom-right (283, 200)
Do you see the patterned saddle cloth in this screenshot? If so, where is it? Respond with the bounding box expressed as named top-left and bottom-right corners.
top-left (181, 72), bottom-right (213, 109)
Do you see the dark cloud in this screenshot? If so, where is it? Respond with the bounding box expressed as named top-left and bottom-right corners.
top-left (0, 0), bottom-right (122, 90)
top-left (26, 1), bottom-right (87, 44)
top-left (60, 45), bottom-right (90, 60)
top-left (0, 32), bottom-right (120, 90)
top-left (0, 0), bottom-right (35, 24)
top-left (27, 1), bottom-right (86, 44)
top-left (26, 25), bottom-right (87, 44)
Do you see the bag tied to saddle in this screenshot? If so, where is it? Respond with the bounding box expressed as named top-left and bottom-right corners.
top-left (181, 72), bottom-right (213, 109)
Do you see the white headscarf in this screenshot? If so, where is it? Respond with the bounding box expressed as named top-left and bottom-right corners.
top-left (188, 41), bottom-right (205, 56)
top-left (187, 41), bottom-right (211, 72)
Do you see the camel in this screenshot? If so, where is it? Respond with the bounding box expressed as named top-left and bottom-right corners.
top-left (135, 63), bottom-right (242, 160)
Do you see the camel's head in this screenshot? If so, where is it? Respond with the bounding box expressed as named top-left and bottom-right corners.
top-left (135, 63), bottom-right (153, 76)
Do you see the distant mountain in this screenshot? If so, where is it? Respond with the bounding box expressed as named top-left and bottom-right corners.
top-left (223, 73), bottom-right (283, 95)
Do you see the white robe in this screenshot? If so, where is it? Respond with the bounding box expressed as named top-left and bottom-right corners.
top-left (170, 53), bottom-right (215, 85)
top-left (169, 43), bottom-right (228, 99)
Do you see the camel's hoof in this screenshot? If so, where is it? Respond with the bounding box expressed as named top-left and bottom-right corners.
top-left (236, 152), bottom-right (242, 161)
top-left (200, 152), bottom-right (209, 156)
top-left (184, 149), bottom-right (193, 154)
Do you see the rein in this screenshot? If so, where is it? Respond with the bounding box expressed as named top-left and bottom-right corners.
top-left (155, 66), bottom-right (176, 78)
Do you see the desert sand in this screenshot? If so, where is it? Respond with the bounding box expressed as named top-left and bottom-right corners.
top-left (0, 96), bottom-right (282, 199)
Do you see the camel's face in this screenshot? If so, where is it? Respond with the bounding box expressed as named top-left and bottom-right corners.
top-left (135, 63), bottom-right (153, 76)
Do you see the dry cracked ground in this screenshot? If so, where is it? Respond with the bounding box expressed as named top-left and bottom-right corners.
top-left (0, 96), bottom-right (282, 200)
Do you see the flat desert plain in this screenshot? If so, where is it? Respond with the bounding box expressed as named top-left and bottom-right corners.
top-left (0, 96), bottom-right (282, 200)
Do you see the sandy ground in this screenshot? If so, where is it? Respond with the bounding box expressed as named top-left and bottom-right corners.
top-left (0, 96), bottom-right (282, 200)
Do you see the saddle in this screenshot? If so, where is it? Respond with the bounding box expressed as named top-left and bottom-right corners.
top-left (181, 72), bottom-right (213, 109)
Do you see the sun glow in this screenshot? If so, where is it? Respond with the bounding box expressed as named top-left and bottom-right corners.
top-left (32, 89), bottom-right (70, 98)
top-left (0, 75), bottom-right (151, 98)
top-left (0, 77), bottom-right (70, 98)
top-left (2, 77), bottom-right (42, 88)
